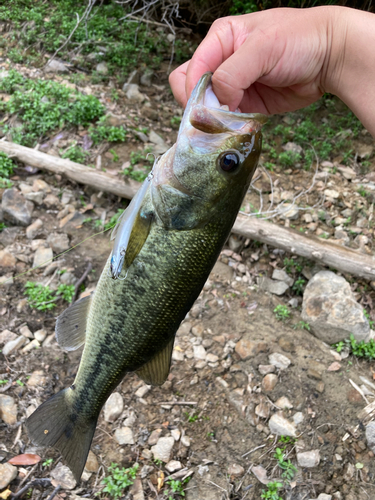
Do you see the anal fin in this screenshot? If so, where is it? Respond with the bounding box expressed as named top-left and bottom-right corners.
top-left (136, 337), bottom-right (175, 386)
top-left (55, 294), bottom-right (93, 351)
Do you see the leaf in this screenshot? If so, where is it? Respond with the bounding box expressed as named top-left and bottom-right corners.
top-left (157, 471), bottom-right (164, 491)
top-left (0, 489), bottom-right (12, 499)
top-left (8, 453), bottom-right (41, 465)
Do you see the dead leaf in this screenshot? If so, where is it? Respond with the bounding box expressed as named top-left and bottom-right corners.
top-left (157, 471), bottom-right (164, 491)
top-left (8, 453), bottom-right (41, 465)
top-left (251, 465), bottom-right (270, 485)
top-left (327, 362), bottom-right (342, 371)
top-left (0, 489), bottom-right (12, 499)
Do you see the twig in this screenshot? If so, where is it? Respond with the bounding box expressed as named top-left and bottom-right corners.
top-left (11, 479), bottom-right (51, 499)
top-left (349, 378), bottom-right (370, 404)
top-left (71, 262), bottom-right (93, 305)
top-left (46, 485), bottom-right (61, 500)
top-left (242, 444), bottom-right (266, 458)
top-left (14, 463), bottom-right (38, 491)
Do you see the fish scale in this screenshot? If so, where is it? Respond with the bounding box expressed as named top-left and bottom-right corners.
top-left (26, 73), bottom-right (266, 481)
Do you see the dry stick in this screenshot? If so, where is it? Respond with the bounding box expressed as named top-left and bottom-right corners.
top-left (71, 262), bottom-right (93, 305)
top-left (1, 141), bottom-right (375, 281)
top-left (11, 479), bottom-right (51, 499)
top-left (46, 485), bottom-right (61, 500)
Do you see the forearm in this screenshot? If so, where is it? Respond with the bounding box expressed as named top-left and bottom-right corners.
top-left (324, 6), bottom-right (375, 137)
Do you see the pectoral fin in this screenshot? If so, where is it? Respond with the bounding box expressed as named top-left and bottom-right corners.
top-left (136, 337), bottom-right (175, 386)
top-left (55, 294), bottom-right (92, 351)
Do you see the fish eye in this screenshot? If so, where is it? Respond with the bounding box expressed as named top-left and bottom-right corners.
top-left (218, 152), bottom-right (240, 172)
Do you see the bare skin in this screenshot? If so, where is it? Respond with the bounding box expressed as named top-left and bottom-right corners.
top-left (169, 7), bottom-right (375, 137)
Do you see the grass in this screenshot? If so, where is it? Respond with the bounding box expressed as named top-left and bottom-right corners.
top-left (24, 281), bottom-right (75, 311)
top-left (100, 463), bottom-right (139, 499)
top-left (273, 304), bottom-right (291, 321)
top-left (333, 333), bottom-right (375, 360)
top-left (61, 145), bottom-right (90, 164)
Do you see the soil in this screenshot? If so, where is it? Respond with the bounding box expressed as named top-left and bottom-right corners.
top-left (1, 59), bottom-right (375, 500)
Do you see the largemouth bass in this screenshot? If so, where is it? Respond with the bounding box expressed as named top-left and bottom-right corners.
top-left (26, 73), bottom-right (266, 481)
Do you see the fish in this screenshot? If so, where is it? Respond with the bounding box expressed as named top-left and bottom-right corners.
top-left (26, 73), bottom-right (266, 482)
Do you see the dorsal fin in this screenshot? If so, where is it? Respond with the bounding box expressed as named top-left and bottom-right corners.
top-left (136, 337), bottom-right (175, 386)
top-left (55, 294), bottom-right (92, 351)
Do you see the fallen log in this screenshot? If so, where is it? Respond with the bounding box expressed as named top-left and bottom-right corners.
top-left (1, 140), bottom-right (375, 281)
top-left (0, 140), bottom-right (139, 199)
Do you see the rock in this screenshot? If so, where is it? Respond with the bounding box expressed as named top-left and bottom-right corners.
top-left (268, 413), bottom-right (297, 437)
top-left (129, 478), bottom-right (144, 500)
top-left (0, 329), bottom-right (17, 344)
top-left (32, 179), bottom-right (51, 193)
top-left (211, 261), bottom-right (234, 281)
top-left (293, 412), bottom-right (304, 425)
top-left (140, 69), bottom-right (154, 86)
top-left (3, 335), bottom-right (27, 355)
top-left (45, 59), bottom-right (69, 73)
top-left (25, 191), bottom-right (44, 205)
top-left (206, 353), bottom-right (219, 363)
top-left (275, 396), bottom-right (293, 409)
top-left (60, 271), bottom-right (77, 285)
top-left (316, 495), bottom-right (332, 500)
top-left (151, 436), bottom-right (175, 462)
top-left (27, 370), bottom-right (46, 387)
top-left (125, 83), bottom-right (145, 103)
top-left (165, 460), bottom-right (182, 473)
top-left (34, 329), bottom-right (47, 342)
top-left (337, 165), bottom-right (356, 180)
top-left (255, 402), bottom-right (270, 419)
top-left (0, 250), bottom-right (16, 268)
top-left (44, 194), bottom-right (60, 208)
top-left (0, 395), bottom-right (17, 424)
top-left (297, 449), bottom-right (320, 467)
top-left (2, 189), bottom-right (34, 226)
top-left (103, 392), bottom-right (123, 422)
top-left (149, 130), bottom-right (169, 155)
top-left (258, 276), bottom-right (289, 295)
top-left (135, 385), bottom-right (151, 398)
top-left (282, 142), bottom-right (303, 154)
top-left (279, 203), bottom-right (299, 220)
top-left (148, 429), bottom-right (162, 446)
top-left (47, 233), bottom-right (70, 253)
top-left (262, 374), bottom-right (278, 392)
top-left (114, 427), bottom-right (135, 445)
top-left (171, 428), bottom-right (181, 441)
top-left (228, 464), bottom-right (245, 477)
top-left (0, 274), bottom-right (14, 286)
top-left (193, 345), bottom-right (206, 360)
top-left (0, 463), bottom-right (17, 489)
top-left (26, 219), bottom-right (43, 239)
top-left (181, 435), bottom-right (191, 447)
top-left (20, 325), bottom-right (34, 339)
top-left (59, 211), bottom-right (87, 234)
top-left (50, 463), bottom-right (77, 489)
top-left (33, 246), bottom-right (53, 268)
top-left (85, 451), bottom-right (99, 472)
top-left (172, 349), bottom-right (184, 361)
top-left (327, 361), bottom-right (341, 371)
top-left (96, 62), bottom-right (108, 74)
top-left (302, 270), bottom-right (370, 343)
top-left (269, 353), bottom-right (291, 370)
top-left (272, 269), bottom-right (294, 286)
top-left (22, 339), bottom-right (40, 352)
top-left (324, 188), bottom-right (339, 199)
top-left (365, 421), bottom-right (375, 453)
top-left (235, 339), bottom-right (259, 359)
top-left (258, 364), bottom-right (275, 375)
top-left (356, 143), bottom-right (374, 158)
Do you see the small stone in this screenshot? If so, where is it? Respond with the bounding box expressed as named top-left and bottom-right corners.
top-left (151, 436), bottom-right (175, 462)
top-left (297, 449), bottom-right (320, 467)
top-left (206, 353), bottom-right (219, 363)
top-left (60, 271), bottom-right (77, 285)
top-left (45, 59), bottom-right (69, 73)
top-left (293, 412), bottom-right (304, 425)
top-left (258, 364), bottom-right (275, 375)
top-left (272, 269), bottom-right (294, 286)
top-left (44, 194), bottom-right (60, 208)
top-left (25, 191), bottom-right (44, 205)
top-left (262, 374), bottom-right (278, 392)
top-left (17, 298), bottom-right (28, 312)
top-left (279, 203), bottom-right (299, 220)
top-left (235, 339), bottom-right (258, 359)
top-left (0, 463), bottom-right (17, 489)
top-left (178, 322), bottom-right (192, 335)
top-left (227, 464), bottom-right (245, 477)
top-left (315, 381), bottom-right (325, 393)
top-left (317, 495), bottom-right (332, 500)
top-left (258, 276), bottom-right (289, 295)
top-left (140, 69), bottom-right (154, 86)
top-left (181, 435), bottom-right (191, 447)
top-left (125, 83), bottom-right (145, 103)
top-left (26, 219), bottom-right (43, 239)
top-left (171, 429), bottom-right (181, 441)
top-left (337, 165), bottom-right (356, 180)
top-left (34, 329), bottom-right (47, 342)
top-left (96, 62), bottom-right (108, 74)
top-left (32, 179), bottom-right (51, 193)
top-left (47, 233), bottom-right (70, 253)
top-left (148, 130), bottom-right (169, 155)
top-left (129, 478), bottom-right (144, 500)
top-left (0, 329), bottom-right (17, 344)
top-left (148, 429), bottom-right (162, 446)
top-left (268, 413), bottom-right (297, 437)
top-left (172, 349), bottom-right (184, 361)
top-left (0, 250), bottom-right (16, 268)
top-left (165, 460), bottom-right (182, 473)
top-left (135, 385), bottom-right (151, 398)
top-left (85, 451), bottom-right (99, 472)
top-left (19, 325), bottom-right (34, 339)
top-left (282, 142), bottom-right (303, 154)
top-left (33, 246), bottom-right (53, 268)
top-left (269, 353), bottom-right (291, 370)
top-left (27, 370), bottom-right (46, 387)
top-left (142, 449), bottom-right (152, 460)
top-left (275, 396), bottom-right (293, 409)
top-left (255, 402), bottom-right (270, 419)
top-left (104, 392), bottom-right (123, 422)
top-left (0, 395), bottom-right (17, 424)
top-left (3, 335), bottom-right (27, 355)
top-left (324, 189), bottom-right (340, 199)
top-left (2, 188), bottom-right (33, 226)
top-left (327, 362), bottom-right (341, 371)
top-left (50, 463), bottom-right (77, 489)
top-left (193, 345), bottom-right (206, 360)
top-left (114, 427), bottom-right (135, 445)
top-left (365, 421), bottom-right (375, 453)
top-left (22, 339), bottom-right (40, 352)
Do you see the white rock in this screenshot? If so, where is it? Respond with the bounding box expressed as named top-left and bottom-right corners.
top-left (0, 463), bottom-right (17, 489)
top-left (272, 269), bottom-right (294, 286)
top-left (172, 349), bottom-right (184, 361)
top-left (165, 460), bottom-right (182, 473)
top-left (22, 339), bottom-right (40, 352)
top-left (19, 325), bottom-right (34, 339)
top-left (268, 413), bottom-right (297, 437)
top-left (268, 352), bottom-right (291, 370)
top-left (114, 427), bottom-right (135, 445)
top-left (275, 396), bottom-right (293, 409)
top-left (171, 428), bottom-right (181, 441)
top-left (104, 392), bottom-right (123, 422)
top-left (193, 345), bottom-right (207, 360)
top-left (45, 59), bottom-right (69, 73)
top-left (206, 353), bottom-right (219, 363)
top-left (317, 495), bottom-right (332, 500)
top-left (135, 385), bottom-right (151, 398)
top-left (151, 436), bottom-right (175, 462)
top-left (297, 449), bottom-right (320, 467)
top-left (33, 246), bottom-right (53, 268)
top-left (279, 203), bottom-right (299, 220)
top-left (293, 412), bottom-right (304, 425)
top-left (3, 335), bottom-right (27, 356)
top-left (258, 277), bottom-right (289, 295)
top-left (34, 329), bottom-right (47, 342)
top-left (181, 435), bottom-right (191, 447)
top-left (324, 189), bottom-right (339, 199)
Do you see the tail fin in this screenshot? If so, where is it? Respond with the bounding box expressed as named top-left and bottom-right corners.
top-left (26, 388), bottom-right (97, 482)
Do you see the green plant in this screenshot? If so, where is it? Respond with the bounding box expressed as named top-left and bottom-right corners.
top-left (109, 148), bottom-right (119, 162)
top-left (164, 478), bottom-right (190, 500)
top-left (358, 185), bottom-right (368, 198)
top-left (293, 321), bottom-right (310, 331)
top-left (279, 150), bottom-right (302, 167)
top-left (292, 277), bottom-right (306, 296)
top-left (24, 282), bottom-right (56, 311)
top-left (61, 145), bottom-right (89, 164)
top-left (333, 334), bottom-right (375, 360)
top-left (123, 149), bottom-right (153, 182)
top-left (0, 222), bottom-right (7, 232)
top-left (261, 481), bottom-right (283, 500)
top-left (89, 124), bottom-right (127, 145)
top-left (185, 411), bottom-right (199, 423)
top-left (0, 379), bottom-right (9, 385)
top-left (274, 304), bottom-right (291, 321)
top-left (101, 463), bottom-right (139, 499)
top-left (171, 115), bottom-right (182, 128)
top-left (57, 284), bottom-right (75, 304)
top-left (274, 447), bottom-right (297, 482)
top-left (42, 458), bottom-right (54, 467)
top-left (0, 152), bottom-right (15, 178)
top-left (16, 379), bottom-right (24, 386)
top-left (363, 309), bottom-right (374, 328)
